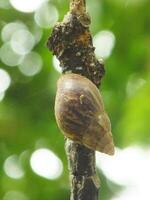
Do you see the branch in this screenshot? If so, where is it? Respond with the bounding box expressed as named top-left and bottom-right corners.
top-left (47, 0), bottom-right (105, 199)
top-left (65, 140), bottom-right (100, 200)
top-left (70, 0), bottom-right (86, 15)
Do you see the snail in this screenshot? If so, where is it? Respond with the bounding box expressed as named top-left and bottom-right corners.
top-left (55, 73), bottom-right (115, 155)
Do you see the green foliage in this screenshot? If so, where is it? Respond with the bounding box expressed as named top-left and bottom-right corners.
top-left (0, 0), bottom-right (150, 199)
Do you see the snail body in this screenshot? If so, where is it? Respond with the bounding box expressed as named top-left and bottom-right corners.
top-left (55, 73), bottom-right (114, 155)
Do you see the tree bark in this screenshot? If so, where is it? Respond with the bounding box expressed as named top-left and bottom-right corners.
top-left (65, 140), bottom-right (100, 200)
top-left (47, 0), bottom-right (105, 199)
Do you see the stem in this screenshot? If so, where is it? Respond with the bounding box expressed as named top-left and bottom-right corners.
top-left (47, 0), bottom-right (105, 199)
top-left (70, 0), bottom-right (86, 15)
top-left (65, 140), bottom-right (100, 200)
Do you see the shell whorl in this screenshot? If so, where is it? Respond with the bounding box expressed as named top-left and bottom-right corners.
top-left (55, 73), bottom-right (115, 155)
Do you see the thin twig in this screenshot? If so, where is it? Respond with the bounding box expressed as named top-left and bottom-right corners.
top-left (70, 0), bottom-right (86, 15)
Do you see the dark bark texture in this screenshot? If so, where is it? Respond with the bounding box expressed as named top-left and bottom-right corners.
top-left (65, 141), bottom-right (100, 200)
top-left (47, 12), bottom-right (105, 87)
top-left (47, 1), bottom-right (105, 199)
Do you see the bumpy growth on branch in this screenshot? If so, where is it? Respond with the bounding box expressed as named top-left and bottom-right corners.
top-left (47, 0), bottom-right (105, 87)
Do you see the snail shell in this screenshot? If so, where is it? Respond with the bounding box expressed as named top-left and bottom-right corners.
top-left (55, 73), bottom-right (115, 155)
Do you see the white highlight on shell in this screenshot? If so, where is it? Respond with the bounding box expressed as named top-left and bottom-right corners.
top-left (3, 155), bottom-right (25, 179)
top-left (30, 148), bottom-right (63, 180)
top-left (0, 69), bottom-right (11, 93)
top-left (34, 2), bottom-right (59, 28)
top-left (93, 30), bottom-right (116, 59)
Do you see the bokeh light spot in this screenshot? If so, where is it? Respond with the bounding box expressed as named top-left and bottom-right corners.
top-left (126, 75), bottom-right (146, 97)
top-left (0, 0), bottom-right (11, 9)
top-left (0, 42), bottom-right (24, 67)
top-left (93, 30), bottom-right (116, 59)
top-left (18, 52), bottom-right (42, 76)
top-left (32, 26), bottom-right (43, 44)
top-left (1, 22), bottom-right (27, 42)
top-left (3, 155), bottom-right (25, 179)
top-left (3, 191), bottom-right (29, 200)
top-left (11, 29), bottom-right (35, 55)
top-left (0, 92), bottom-right (5, 102)
top-left (52, 56), bottom-right (62, 73)
top-left (96, 146), bottom-right (150, 194)
top-left (9, 0), bottom-right (46, 13)
top-left (0, 69), bottom-right (11, 93)
top-left (34, 2), bottom-right (59, 28)
top-left (30, 148), bottom-right (63, 180)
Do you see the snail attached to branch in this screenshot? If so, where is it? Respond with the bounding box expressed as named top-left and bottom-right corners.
top-left (55, 73), bottom-right (115, 155)
top-left (48, 0), bottom-right (115, 199)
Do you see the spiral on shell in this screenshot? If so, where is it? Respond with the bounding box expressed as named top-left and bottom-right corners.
top-left (55, 73), bottom-right (115, 155)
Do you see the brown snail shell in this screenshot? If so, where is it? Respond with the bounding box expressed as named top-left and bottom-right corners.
top-left (55, 73), bottom-right (115, 155)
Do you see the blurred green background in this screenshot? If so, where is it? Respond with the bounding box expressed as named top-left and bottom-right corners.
top-left (0, 0), bottom-right (150, 200)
